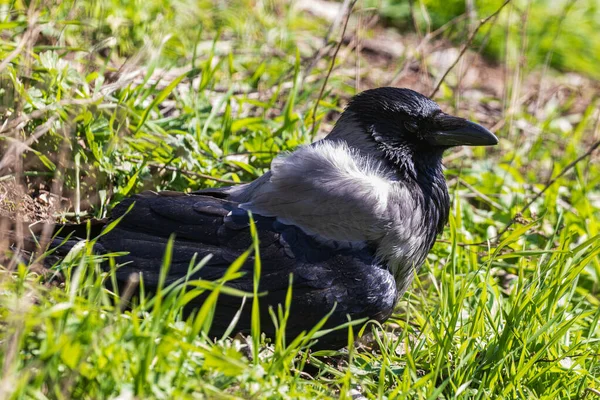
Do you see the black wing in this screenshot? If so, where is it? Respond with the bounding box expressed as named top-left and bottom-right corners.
top-left (86, 191), bottom-right (398, 348)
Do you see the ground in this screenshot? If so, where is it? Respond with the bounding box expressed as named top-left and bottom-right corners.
top-left (0, 1), bottom-right (599, 399)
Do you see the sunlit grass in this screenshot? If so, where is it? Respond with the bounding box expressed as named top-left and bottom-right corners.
top-left (1, 0), bottom-right (599, 398)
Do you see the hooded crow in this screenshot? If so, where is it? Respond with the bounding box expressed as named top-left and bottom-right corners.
top-left (47, 87), bottom-right (498, 349)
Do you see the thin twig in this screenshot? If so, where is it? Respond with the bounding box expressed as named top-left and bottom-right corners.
top-left (301, 0), bottom-right (352, 86)
top-left (444, 114), bottom-right (600, 248)
top-left (354, 10), bottom-right (362, 93)
top-left (454, 12), bottom-right (501, 104)
top-left (429, 0), bottom-right (512, 98)
top-left (388, 14), bottom-right (469, 87)
top-left (310, 0), bottom-right (357, 137)
top-left (532, 0), bottom-right (578, 117)
top-left (0, 6), bottom-right (41, 74)
top-left (323, 0), bottom-right (352, 44)
top-left (458, 177), bottom-right (505, 210)
top-left (0, 96), bottom-right (118, 136)
top-left (535, 353), bottom-right (600, 363)
top-left (0, 116), bottom-right (58, 171)
top-left (147, 162), bottom-right (242, 184)
top-left (493, 137), bottom-right (600, 242)
top-left (585, 387), bottom-right (600, 397)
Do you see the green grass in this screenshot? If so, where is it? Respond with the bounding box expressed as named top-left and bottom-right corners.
top-left (1, 0), bottom-right (599, 398)
top-left (375, 0), bottom-right (600, 80)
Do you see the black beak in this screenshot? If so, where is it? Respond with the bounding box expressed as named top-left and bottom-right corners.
top-left (428, 114), bottom-right (498, 147)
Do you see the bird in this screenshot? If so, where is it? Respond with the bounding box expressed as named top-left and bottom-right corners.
top-left (44, 87), bottom-right (498, 349)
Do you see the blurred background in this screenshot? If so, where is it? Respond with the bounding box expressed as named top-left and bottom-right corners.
top-left (1, 0), bottom-right (599, 216)
top-left (1, 0), bottom-right (599, 215)
top-left (1, 1), bottom-right (599, 398)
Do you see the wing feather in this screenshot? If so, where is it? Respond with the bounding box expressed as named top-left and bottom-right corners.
top-left (89, 190), bottom-right (396, 348)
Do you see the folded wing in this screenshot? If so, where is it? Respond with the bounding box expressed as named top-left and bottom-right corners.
top-left (89, 191), bottom-right (397, 348)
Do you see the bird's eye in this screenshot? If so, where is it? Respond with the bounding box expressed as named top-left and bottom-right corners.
top-left (404, 121), bottom-right (419, 133)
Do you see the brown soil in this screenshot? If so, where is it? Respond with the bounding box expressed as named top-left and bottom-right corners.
top-left (0, 179), bottom-right (56, 224)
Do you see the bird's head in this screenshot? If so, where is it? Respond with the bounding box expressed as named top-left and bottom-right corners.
top-left (327, 87), bottom-right (498, 172)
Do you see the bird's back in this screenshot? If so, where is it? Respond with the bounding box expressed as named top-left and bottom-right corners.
top-left (70, 191), bottom-right (398, 348)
